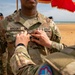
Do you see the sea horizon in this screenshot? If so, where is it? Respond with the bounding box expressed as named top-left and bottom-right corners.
top-left (55, 21), bottom-right (75, 24)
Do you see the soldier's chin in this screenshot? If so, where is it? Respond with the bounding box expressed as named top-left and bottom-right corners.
top-left (27, 4), bottom-right (37, 9)
top-left (27, 0), bottom-right (36, 3)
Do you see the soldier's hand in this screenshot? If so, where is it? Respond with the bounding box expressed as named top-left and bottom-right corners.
top-left (15, 31), bottom-right (30, 47)
top-left (31, 30), bottom-right (52, 48)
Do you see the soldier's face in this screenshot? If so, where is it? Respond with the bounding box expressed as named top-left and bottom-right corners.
top-left (0, 16), bottom-right (4, 20)
top-left (20, 0), bottom-right (38, 9)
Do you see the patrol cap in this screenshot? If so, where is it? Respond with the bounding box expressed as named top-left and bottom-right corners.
top-left (43, 52), bottom-right (75, 74)
top-left (0, 13), bottom-right (3, 16)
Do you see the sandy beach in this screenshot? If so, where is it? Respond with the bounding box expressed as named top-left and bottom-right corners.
top-left (57, 23), bottom-right (75, 46)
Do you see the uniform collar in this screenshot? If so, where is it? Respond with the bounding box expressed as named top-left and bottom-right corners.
top-left (13, 11), bottom-right (46, 29)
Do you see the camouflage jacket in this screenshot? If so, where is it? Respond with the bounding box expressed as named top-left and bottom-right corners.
top-left (10, 45), bottom-right (75, 75)
top-left (0, 10), bottom-right (63, 74)
top-left (10, 45), bottom-right (54, 75)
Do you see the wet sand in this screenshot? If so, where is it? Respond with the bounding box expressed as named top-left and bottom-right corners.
top-left (57, 23), bottom-right (75, 46)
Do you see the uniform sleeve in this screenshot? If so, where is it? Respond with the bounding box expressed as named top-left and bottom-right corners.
top-left (50, 21), bottom-right (64, 51)
top-left (0, 19), bottom-right (8, 54)
top-left (10, 46), bottom-right (36, 75)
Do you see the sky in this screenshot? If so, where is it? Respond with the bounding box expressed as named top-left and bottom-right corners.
top-left (0, 0), bottom-right (75, 22)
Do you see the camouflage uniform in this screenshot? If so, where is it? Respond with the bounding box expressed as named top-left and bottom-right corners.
top-left (0, 56), bottom-right (3, 75)
top-left (0, 10), bottom-right (63, 75)
top-left (10, 45), bottom-right (75, 75)
top-left (0, 12), bottom-right (7, 75)
top-left (0, 32), bottom-right (7, 75)
top-left (0, 52), bottom-right (7, 75)
top-left (2, 50), bottom-right (8, 75)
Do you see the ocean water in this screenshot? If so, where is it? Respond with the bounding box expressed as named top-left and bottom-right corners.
top-left (55, 21), bottom-right (75, 24)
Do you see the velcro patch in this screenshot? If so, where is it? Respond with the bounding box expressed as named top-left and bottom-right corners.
top-left (38, 64), bottom-right (53, 75)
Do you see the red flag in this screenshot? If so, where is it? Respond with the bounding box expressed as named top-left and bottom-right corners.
top-left (38, 0), bottom-right (51, 3)
top-left (51, 0), bottom-right (75, 12)
top-left (38, 0), bottom-right (75, 12)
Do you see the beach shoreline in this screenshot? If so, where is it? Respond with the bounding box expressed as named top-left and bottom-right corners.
top-left (57, 23), bottom-right (75, 46)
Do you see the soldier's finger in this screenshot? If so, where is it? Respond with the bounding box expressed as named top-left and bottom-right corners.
top-left (28, 34), bottom-right (31, 37)
top-left (24, 31), bottom-right (27, 35)
top-left (16, 34), bottom-right (20, 38)
top-left (31, 34), bottom-right (40, 38)
top-left (33, 30), bottom-right (41, 34)
top-left (32, 38), bottom-right (40, 44)
top-left (20, 31), bottom-right (24, 34)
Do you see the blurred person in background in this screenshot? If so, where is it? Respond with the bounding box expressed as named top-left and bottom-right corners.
top-left (0, 13), bottom-right (4, 20)
top-left (0, 12), bottom-right (7, 75)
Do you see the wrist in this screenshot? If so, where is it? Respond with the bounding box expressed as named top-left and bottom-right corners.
top-left (47, 41), bottom-right (52, 48)
top-left (16, 43), bottom-right (25, 47)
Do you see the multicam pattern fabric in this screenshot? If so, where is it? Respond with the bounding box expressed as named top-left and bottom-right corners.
top-left (10, 46), bottom-right (75, 75)
top-left (44, 52), bottom-right (75, 75)
top-left (0, 10), bottom-right (63, 75)
top-left (0, 57), bottom-right (3, 75)
top-left (0, 52), bottom-right (7, 75)
top-left (10, 46), bottom-right (36, 75)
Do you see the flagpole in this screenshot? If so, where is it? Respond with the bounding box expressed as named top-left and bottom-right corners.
top-left (16, 0), bottom-right (18, 12)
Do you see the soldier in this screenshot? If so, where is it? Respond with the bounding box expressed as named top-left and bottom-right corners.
top-left (0, 13), bottom-right (4, 20)
top-left (0, 12), bottom-right (4, 75)
top-left (0, 13), bottom-right (7, 75)
top-left (10, 31), bottom-right (75, 75)
top-left (0, 0), bottom-right (64, 75)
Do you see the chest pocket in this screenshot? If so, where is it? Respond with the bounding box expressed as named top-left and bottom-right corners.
top-left (5, 22), bottom-right (27, 43)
